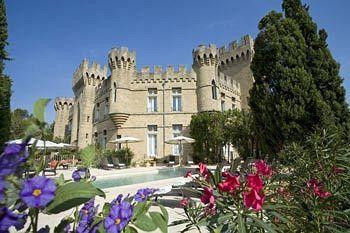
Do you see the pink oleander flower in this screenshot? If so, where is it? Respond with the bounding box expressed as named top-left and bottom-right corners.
top-left (243, 189), bottom-right (265, 211)
top-left (254, 160), bottom-right (272, 177)
top-left (332, 166), bottom-right (345, 174)
top-left (199, 163), bottom-right (210, 180)
top-left (200, 187), bottom-right (215, 208)
top-left (218, 173), bottom-right (240, 194)
top-left (307, 178), bottom-right (332, 198)
top-left (246, 173), bottom-right (264, 191)
top-left (179, 198), bottom-right (189, 207)
top-left (184, 171), bottom-right (192, 178)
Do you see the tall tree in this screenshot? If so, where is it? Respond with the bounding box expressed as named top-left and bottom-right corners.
top-left (10, 108), bottom-right (31, 139)
top-left (249, 10), bottom-right (333, 155)
top-left (282, 0), bottom-right (350, 138)
top-left (0, 0), bottom-right (11, 148)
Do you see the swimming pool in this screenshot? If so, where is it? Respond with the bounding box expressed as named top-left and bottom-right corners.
top-left (93, 167), bottom-right (190, 189)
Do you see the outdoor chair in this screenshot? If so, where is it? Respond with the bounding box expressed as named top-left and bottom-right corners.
top-left (59, 160), bottom-right (69, 169)
top-left (101, 157), bottom-right (114, 170)
top-left (167, 160), bottom-right (175, 167)
top-left (112, 157), bottom-right (126, 169)
top-left (43, 160), bottom-right (59, 176)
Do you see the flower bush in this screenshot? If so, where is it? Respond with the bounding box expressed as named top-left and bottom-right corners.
top-left (174, 131), bottom-right (350, 232)
top-left (172, 161), bottom-right (280, 232)
top-left (0, 140), bottom-right (169, 233)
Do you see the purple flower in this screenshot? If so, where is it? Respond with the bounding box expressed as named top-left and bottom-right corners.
top-left (72, 168), bottom-right (90, 182)
top-left (104, 200), bottom-right (133, 233)
top-left (134, 188), bottom-right (155, 202)
top-left (0, 179), bottom-right (5, 201)
top-left (20, 176), bottom-right (57, 208)
top-left (111, 194), bottom-right (123, 206)
top-left (77, 199), bottom-right (98, 233)
top-left (0, 143), bottom-right (28, 177)
top-left (0, 207), bottom-right (27, 232)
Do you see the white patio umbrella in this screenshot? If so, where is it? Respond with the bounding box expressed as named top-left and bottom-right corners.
top-left (165, 136), bottom-right (195, 166)
top-left (110, 136), bottom-right (141, 147)
top-left (57, 143), bottom-right (76, 148)
top-left (7, 138), bottom-right (62, 149)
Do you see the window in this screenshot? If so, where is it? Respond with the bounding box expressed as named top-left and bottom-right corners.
top-left (147, 125), bottom-right (157, 157)
top-left (232, 97), bottom-right (236, 109)
top-left (104, 98), bottom-right (109, 118)
top-left (102, 130), bottom-right (107, 149)
top-left (147, 88), bottom-right (157, 112)
top-left (172, 124), bottom-right (182, 155)
top-left (221, 100), bottom-right (225, 112)
top-left (221, 93), bottom-right (225, 112)
top-left (113, 82), bottom-right (117, 102)
top-left (211, 80), bottom-right (217, 99)
top-left (85, 133), bottom-right (88, 139)
top-left (94, 103), bottom-right (100, 122)
top-left (87, 116), bottom-right (90, 122)
top-left (172, 88), bottom-right (182, 111)
top-left (116, 135), bottom-right (122, 150)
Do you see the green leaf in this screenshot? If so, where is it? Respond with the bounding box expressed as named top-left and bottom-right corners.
top-left (150, 212), bottom-right (167, 233)
top-left (134, 214), bottom-right (157, 231)
top-left (45, 182), bottom-right (105, 214)
top-left (249, 215), bottom-right (277, 233)
top-left (56, 174), bottom-right (65, 186)
top-left (237, 212), bottom-right (246, 233)
top-left (33, 98), bottom-right (50, 123)
top-left (25, 123), bottom-right (40, 137)
top-left (159, 204), bottom-right (169, 223)
top-left (54, 218), bottom-right (74, 233)
top-left (124, 225), bottom-right (138, 233)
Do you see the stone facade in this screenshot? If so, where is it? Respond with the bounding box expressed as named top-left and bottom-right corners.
top-left (53, 35), bottom-right (254, 162)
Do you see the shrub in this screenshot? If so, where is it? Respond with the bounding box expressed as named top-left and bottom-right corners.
top-left (114, 147), bottom-right (134, 166)
top-left (276, 130), bottom-right (350, 232)
top-left (80, 145), bottom-right (96, 168)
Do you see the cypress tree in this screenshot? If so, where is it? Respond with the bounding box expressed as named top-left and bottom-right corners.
top-left (249, 10), bottom-right (332, 155)
top-left (0, 0), bottom-right (11, 148)
top-left (282, 0), bottom-right (350, 137)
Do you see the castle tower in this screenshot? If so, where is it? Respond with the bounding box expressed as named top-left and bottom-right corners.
top-left (70, 59), bottom-right (107, 148)
top-left (108, 47), bottom-right (136, 128)
top-left (218, 35), bottom-right (254, 109)
top-left (53, 97), bottom-right (74, 140)
top-left (193, 44), bottom-right (220, 112)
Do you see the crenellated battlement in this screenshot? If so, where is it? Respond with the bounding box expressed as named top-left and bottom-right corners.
top-left (108, 47), bottom-right (136, 71)
top-left (131, 65), bottom-right (196, 83)
top-left (192, 44), bottom-right (218, 67)
top-left (218, 35), bottom-right (254, 66)
top-left (54, 97), bottom-right (74, 111)
top-left (72, 59), bottom-right (108, 87)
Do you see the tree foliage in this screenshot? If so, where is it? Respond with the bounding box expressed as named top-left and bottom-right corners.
top-left (0, 0), bottom-right (11, 149)
top-left (224, 110), bottom-right (256, 160)
top-left (189, 111), bottom-right (227, 163)
top-left (249, 0), bottom-right (349, 156)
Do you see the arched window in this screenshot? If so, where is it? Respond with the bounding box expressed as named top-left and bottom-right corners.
top-left (211, 80), bottom-right (217, 100)
top-left (113, 82), bottom-right (117, 102)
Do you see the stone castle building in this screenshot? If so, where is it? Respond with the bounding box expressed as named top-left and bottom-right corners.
top-left (54, 35), bottom-right (254, 162)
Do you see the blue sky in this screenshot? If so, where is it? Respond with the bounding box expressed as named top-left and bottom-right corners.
top-left (5, 0), bottom-right (350, 123)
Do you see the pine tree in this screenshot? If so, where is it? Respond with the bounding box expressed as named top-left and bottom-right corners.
top-left (249, 10), bottom-right (333, 155)
top-left (0, 0), bottom-right (11, 148)
top-left (282, 0), bottom-right (350, 138)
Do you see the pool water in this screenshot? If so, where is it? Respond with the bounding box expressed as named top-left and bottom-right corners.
top-left (93, 167), bottom-right (190, 189)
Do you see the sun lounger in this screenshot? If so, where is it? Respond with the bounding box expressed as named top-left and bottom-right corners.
top-left (43, 160), bottom-right (59, 176)
top-left (101, 157), bottom-right (114, 170)
top-left (112, 157), bottom-right (126, 169)
top-left (168, 161), bottom-right (175, 167)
